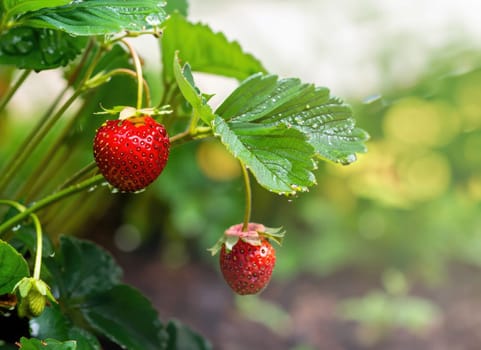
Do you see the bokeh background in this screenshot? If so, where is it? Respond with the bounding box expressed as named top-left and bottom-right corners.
top-left (3, 0), bottom-right (481, 349)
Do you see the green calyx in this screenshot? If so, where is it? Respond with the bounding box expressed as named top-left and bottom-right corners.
top-left (208, 222), bottom-right (285, 256)
top-left (14, 277), bottom-right (56, 318)
top-left (96, 105), bottom-right (172, 120)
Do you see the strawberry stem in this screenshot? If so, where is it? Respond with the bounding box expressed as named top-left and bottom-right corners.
top-left (0, 89), bottom-right (82, 194)
top-left (103, 68), bottom-right (151, 107)
top-left (0, 42), bottom-right (104, 196)
top-left (57, 162), bottom-right (99, 191)
top-left (0, 69), bottom-right (31, 116)
top-left (0, 200), bottom-right (43, 280)
top-left (0, 174), bottom-right (105, 237)
top-left (31, 213), bottom-right (43, 280)
top-left (241, 163), bottom-right (252, 232)
top-left (121, 39), bottom-right (144, 110)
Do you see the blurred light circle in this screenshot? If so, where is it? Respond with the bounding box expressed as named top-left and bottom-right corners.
top-left (114, 224), bottom-right (142, 252)
top-left (196, 140), bottom-right (241, 181)
top-left (399, 151), bottom-right (451, 201)
top-left (383, 97), bottom-right (459, 147)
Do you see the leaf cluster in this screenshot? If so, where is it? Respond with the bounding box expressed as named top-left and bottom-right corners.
top-left (1, 236), bottom-right (210, 350)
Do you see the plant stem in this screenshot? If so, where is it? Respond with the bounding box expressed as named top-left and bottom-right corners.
top-left (57, 161), bottom-right (98, 190)
top-left (0, 174), bottom-right (105, 237)
top-left (0, 199), bottom-right (43, 279)
top-left (121, 39), bottom-right (144, 109)
top-left (169, 126), bottom-right (212, 148)
top-left (0, 85), bottom-right (70, 194)
top-left (16, 91), bottom-right (97, 200)
top-left (0, 41), bottom-right (105, 195)
top-left (241, 163), bottom-right (252, 231)
top-left (32, 213), bottom-right (43, 280)
top-left (104, 68), bottom-right (151, 107)
top-left (0, 90), bottom-right (82, 193)
top-left (20, 149), bottom-right (70, 202)
top-left (0, 69), bottom-right (31, 115)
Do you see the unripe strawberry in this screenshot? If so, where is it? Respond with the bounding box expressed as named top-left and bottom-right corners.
top-left (14, 278), bottom-right (56, 318)
top-left (93, 115), bottom-right (170, 192)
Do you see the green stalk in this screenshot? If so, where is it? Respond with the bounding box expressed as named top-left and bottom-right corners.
top-left (0, 174), bottom-right (105, 237)
top-left (57, 161), bottom-right (98, 190)
top-left (102, 68), bottom-right (151, 107)
top-left (121, 39), bottom-right (144, 109)
top-left (16, 92), bottom-right (94, 200)
top-left (0, 200), bottom-right (43, 279)
top-left (241, 163), bottom-right (252, 231)
top-left (0, 84), bottom-right (70, 193)
top-left (31, 213), bottom-right (43, 280)
top-left (0, 90), bottom-right (82, 193)
top-left (0, 69), bottom-right (32, 115)
top-left (0, 40), bottom-right (95, 189)
top-left (19, 148), bottom-right (69, 201)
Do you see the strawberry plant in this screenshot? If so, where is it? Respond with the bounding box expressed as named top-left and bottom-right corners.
top-left (0, 0), bottom-right (368, 349)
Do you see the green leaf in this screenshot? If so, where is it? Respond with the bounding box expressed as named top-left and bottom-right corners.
top-left (212, 116), bottom-right (316, 194)
top-left (44, 236), bottom-right (122, 300)
top-left (2, 1), bottom-right (70, 20)
top-left (164, 0), bottom-right (188, 16)
top-left (173, 52), bottom-right (215, 124)
top-left (162, 13), bottom-right (266, 81)
top-left (165, 320), bottom-right (212, 350)
top-left (216, 73), bottom-right (369, 165)
top-left (0, 27), bottom-right (87, 70)
top-left (0, 240), bottom-right (29, 295)
top-left (81, 285), bottom-right (165, 350)
top-left (17, 337), bottom-right (76, 350)
top-left (32, 303), bottom-right (101, 350)
top-left (19, 0), bottom-right (167, 36)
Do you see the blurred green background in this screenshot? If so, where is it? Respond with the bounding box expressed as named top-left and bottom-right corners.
top-left (2, 0), bottom-right (481, 348)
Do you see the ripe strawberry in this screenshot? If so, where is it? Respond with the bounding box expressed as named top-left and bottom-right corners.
top-left (93, 115), bottom-right (170, 192)
top-left (220, 236), bottom-right (276, 295)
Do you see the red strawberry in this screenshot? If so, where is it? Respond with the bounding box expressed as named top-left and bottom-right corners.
top-left (220, 237), bottom-right (276, 295)
top-left (212, 222), bottom-right (283, 295)
top-left (93, 115), bottom-right (170, 192)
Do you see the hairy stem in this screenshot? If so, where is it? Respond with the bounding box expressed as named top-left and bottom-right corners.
top-left (0, 84), bottom-right (70, 194)
top-left (121, 39), bottom-right (144, 109)
top-left (0, 174), bottom-right (105, 237)
top-left (32, 213), bottom-right (43, 280)
top-left (0, 200), bottom-right (43, 279)
top-left (57, 162), bottom-right (98, 190)
top-left (169, 126), bottom-right (212, 148)
top-left (241, 163), bottom-right (252, 231)
top-left (0, 69), bottom-right (31, 115)
top-left (104, 68), bottom-right (151, 107)
top-left (0, 90), bottom-right (82, 193)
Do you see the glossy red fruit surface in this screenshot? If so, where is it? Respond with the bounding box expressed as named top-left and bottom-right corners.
top-left (220, 238), bottom-right (276, 295)
top-left (93, 116), bottom-right (170, 192)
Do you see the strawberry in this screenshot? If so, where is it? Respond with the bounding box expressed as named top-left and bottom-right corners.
top-left (210, 223), bottom-right (284, 295)
top-left (220, 236), bottom-right (276, 295)
top-left (93, 115), bottom-right (170, 192)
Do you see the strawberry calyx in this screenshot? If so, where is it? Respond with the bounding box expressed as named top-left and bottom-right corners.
top-left (96, 105), bottom-right (172, 120)
top-left (13, 277), bottom-right (57, 318)
top-left (208, 222), bottom-right (285, 256)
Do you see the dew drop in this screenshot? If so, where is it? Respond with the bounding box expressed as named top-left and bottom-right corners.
top-left (340, 154), bottom-right (357, 165)
top-left (145, 13), bottom-right (162, 26)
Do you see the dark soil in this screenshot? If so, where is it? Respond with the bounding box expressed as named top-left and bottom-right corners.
top-left (117, 252), bottom-right (481, 350)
